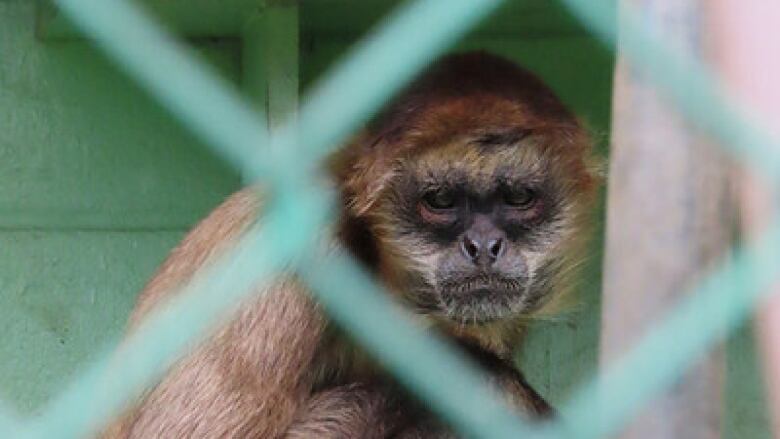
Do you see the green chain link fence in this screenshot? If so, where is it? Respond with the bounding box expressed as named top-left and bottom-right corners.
top-left (6, 0), bottom-right (780, 438)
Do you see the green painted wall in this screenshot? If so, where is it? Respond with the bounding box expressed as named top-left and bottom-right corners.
top-left (0, 0), bottom-right (769, 437)
top-left (0, 1), bottom-right (241, 414)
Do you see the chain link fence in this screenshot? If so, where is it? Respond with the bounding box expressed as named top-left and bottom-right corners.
top-left (5, 0), bottom-right (778, 438)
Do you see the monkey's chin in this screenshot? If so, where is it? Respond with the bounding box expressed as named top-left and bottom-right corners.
top-left (438, 287), bottom-right (527, 325)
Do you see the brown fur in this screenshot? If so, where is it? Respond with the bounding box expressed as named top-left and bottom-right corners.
top-left (100, 51), bottom-right (597, 438)
top-left (284, 383), bottom-right (404, 439)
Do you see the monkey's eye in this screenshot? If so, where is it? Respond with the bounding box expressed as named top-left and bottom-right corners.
top-left (422, 190), bottom-right (456, 210)
top-left (503, 187), bottom-right (536, 208)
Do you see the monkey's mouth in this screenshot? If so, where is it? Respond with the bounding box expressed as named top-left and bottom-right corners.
top-left (437, 275), bottom-right (529, 324)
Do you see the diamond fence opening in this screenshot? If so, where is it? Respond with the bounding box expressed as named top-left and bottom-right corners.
top-left (7, 0), bottom-right (780, 438)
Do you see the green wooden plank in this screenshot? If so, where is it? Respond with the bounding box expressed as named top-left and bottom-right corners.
top-left (0, 5), bottom-right (241, 231)
top-left (243, 3), bottom-right (299, 172)
top-left (39, 0), bottom-right (593, 40)
top-left (37, 0), bottom-right (261, 39)
top-left (52, 0), bottom-right (276, 183)
top-left (301, 0), bottom-right (592, 38)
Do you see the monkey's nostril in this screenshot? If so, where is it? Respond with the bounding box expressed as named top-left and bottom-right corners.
top-left (487, 238), bottom-right (504, 260)
top-left (461, 236), bottom-right (480, 261)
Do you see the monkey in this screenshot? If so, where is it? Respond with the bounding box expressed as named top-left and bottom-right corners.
top-left (100, 51), bottom-right (598, 438)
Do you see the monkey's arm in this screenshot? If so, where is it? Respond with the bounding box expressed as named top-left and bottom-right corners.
top-left (459, 341), bottom-right (553, 418)
top-left (489, 362), bottom-right (553, 418)
top-left (116, 281), bottom-right (326, 439)
top-left (102, 189), bottom-right (328, 439)
top-left (392, 366), bottom-right (552, 439)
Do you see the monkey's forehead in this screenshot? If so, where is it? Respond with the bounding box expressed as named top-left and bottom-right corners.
top-left (411, 137), bottom-right (547, 173)
top-left (404, 138), bottom-right (551, 189)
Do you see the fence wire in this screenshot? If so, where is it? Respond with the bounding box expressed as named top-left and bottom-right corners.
top-left (4, 0), bottom-right (778, 438)
top-left (28, 1), bottom-right (526, 438)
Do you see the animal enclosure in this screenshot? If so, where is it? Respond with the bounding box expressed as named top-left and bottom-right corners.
top-left (0, 0), bottom-right (774, 438)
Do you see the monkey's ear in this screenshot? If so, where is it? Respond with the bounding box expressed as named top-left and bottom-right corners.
top-left (329, 132), bottom-right (400, 217)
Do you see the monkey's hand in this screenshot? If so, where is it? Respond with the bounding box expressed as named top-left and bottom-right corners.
top-left (394, 345), bottom-right (554, 439)
top-left (392, 369), bottom-right (552, 439)
top-left (460, 341), bottom-right (554, 419)
top-left (486, 363), bottom-right (554, 419)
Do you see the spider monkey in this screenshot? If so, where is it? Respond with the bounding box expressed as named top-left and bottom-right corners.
top-left (101, 51), bottom-right (598, 438)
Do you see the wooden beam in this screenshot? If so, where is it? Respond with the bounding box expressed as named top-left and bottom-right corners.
top-left (37, 0), bottom-right (598, 41)
top-left (600, 1), bottom-right (733, 438)
top-left (242, 2), bottom-right (299, 177)
top-left (36, 0), bottom-right (262, 40)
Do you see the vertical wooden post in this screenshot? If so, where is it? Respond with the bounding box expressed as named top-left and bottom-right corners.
top-left (711, 1), bottom-right (780, 436)
top-left (242, 0), bottom-right (299, 170)
top-left (601, 1), bottom-right (733, 438)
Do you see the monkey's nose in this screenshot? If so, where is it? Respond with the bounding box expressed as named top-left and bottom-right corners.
top-left (460, 236), bottom-right (505, 265)
top-left (487, 238), bottom-right (504, 260)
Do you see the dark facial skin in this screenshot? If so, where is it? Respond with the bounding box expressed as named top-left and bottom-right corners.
top-left (382, 138), bottom-right (569, 324)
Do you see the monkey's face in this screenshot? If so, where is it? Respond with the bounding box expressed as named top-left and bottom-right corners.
top-left (376, 134), bottom-right (587, 325)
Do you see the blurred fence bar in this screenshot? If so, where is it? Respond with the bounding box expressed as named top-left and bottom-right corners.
top-left (712, 1), bottom-right (780, 436)
top-left (601, 1), bottom-right (734, 437)
top-left (16, 0), bottom-right (780, 437)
